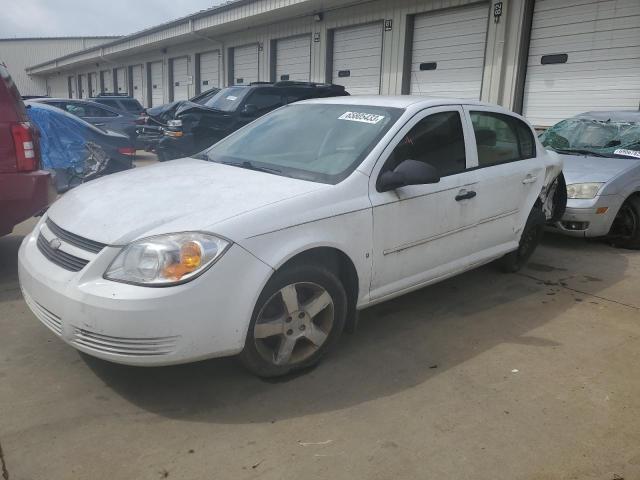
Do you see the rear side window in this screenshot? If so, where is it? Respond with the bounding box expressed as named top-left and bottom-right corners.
top-left (65, 103), bottom-right (118, 118)
top-left (245, 89), bottom-right (283, 112)
top-left (470, 111), bottom-right (536, 167)
top-left (385, 111), bottom-right (467, 178)
top-left (119, 99), bottom-right (143, 112)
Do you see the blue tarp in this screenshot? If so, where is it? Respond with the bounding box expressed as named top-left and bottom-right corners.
top-left (26, 103), bottom-right (110, 192)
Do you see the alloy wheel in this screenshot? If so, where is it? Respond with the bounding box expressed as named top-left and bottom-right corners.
top-left (253, 282), bottom-right (335, 366)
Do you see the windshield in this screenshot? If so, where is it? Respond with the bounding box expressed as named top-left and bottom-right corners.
top-left (203, 87), bottom-right (249, 111)
top-left (540, 118), bottom-right (640, 159)
top-left (202, 103), bottom-right (403, 184)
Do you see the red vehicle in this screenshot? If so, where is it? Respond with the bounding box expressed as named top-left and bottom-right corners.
top-left (0, 62), bottom-right (54, 236)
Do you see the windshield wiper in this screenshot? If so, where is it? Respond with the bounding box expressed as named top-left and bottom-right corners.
top-left (222, 160), bottom-right (282, 175)
top-left (552, 148), bottom-right (608, 158)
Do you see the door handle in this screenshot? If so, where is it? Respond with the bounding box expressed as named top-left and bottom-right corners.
top-left (455, 190), bottom-right (477, 201)
top-left (522, 174), bottom-right (538, 184)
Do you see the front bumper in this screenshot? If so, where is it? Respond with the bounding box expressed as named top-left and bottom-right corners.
top-left (18, 221), bottom-right (272, 366)
top-left (551, 194), bottom-right (625, 238)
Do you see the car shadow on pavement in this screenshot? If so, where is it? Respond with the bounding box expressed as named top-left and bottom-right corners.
top-left (77, 233), bottom-right (633, 425)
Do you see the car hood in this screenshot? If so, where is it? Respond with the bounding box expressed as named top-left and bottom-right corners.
top-left (46, 158), bottom-right (327, 245)
top-left (147, 100), bottom-right (226, 123)
top-left (560, 154), bottom-right (638, 184)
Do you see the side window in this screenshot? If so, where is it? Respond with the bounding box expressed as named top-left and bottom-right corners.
top-left (470, 111), bottom-right (536, 167)
top-left (245, 89), bottom-right (284, 112)
top-left (385, 111), bottom-right (467, 177)
top-left (81, 105), bottom-right (119, 117)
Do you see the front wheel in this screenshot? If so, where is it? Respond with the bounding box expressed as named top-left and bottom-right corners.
top-left (499, 207), bottom-right (546, 273)
top-left (239, 263), bottom-right (347, 378)
top-left (609, 196), bottom-right (640, 249)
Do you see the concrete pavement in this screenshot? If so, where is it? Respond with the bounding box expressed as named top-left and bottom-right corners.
top-left (1, 218), bottom-right (639, 480)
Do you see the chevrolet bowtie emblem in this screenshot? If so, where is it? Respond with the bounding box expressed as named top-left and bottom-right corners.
top-left (49, 238), bottom-right (62, 251)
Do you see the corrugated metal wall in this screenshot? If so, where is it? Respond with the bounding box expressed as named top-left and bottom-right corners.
top-left (0, 37), bottom-right (115, 96)
top-left (38, 0), bottom-right (526, 110)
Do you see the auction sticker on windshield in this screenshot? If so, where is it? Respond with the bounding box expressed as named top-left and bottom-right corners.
top-left (614, 149), bottom-right (640, 159)
top-left (339, 111), bottom-right (386, 125)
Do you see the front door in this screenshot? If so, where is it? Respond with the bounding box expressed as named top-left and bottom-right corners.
top-left (369, 106), bottom-right (481, 301)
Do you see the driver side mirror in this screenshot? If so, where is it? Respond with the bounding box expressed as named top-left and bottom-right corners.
top-left (242, 104), bottom-right (258, 115)
top-left (377, 159), bottom-right (440, 192)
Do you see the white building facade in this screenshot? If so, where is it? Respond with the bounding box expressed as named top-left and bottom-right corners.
top-left (24, 0), bottom-right (640, 128)
top-left (0, 37), bottom-right (118, 96)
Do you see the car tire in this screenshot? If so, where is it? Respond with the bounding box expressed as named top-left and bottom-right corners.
top-left (239, 263), bottom-right (348, 378)
top-left (549, 173), bottom-right (567, 223)
top-left (499, 207), bottom-right (546, 273)
top-left (156, 150), bottom-right (169, 162)
top-left (609, 196), bottom-right (640, 250)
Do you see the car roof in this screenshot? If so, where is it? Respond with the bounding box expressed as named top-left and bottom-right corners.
top-left (32, 97), bottom-right (127, 114)
top-left (575, 110), bottom-right (640, 122)
top-left (298, 95), bottom-right (496, 109)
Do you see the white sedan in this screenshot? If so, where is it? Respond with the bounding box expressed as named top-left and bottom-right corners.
top-left (19, 97), bottom-right (564, 377)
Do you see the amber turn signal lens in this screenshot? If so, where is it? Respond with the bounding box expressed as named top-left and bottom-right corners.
top-left (596, 207), bottom-right (609, 215)
top-left (162, 242), bottom-right (203, 280)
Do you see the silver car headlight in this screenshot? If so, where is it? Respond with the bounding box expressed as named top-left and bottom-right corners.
top-left (104, 232), bottom-right (231, 286)
top-left (566, 182), bottom-right (604, 199)
top-left (167, 119), bottom-right (182, 127)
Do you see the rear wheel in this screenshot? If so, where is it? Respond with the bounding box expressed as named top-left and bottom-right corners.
top-left (609, 196), bottom-right (640, 249)
top-left (499, 207), bottom-right (546, 273)
top-left (239, 263), bottom-right (347, 378)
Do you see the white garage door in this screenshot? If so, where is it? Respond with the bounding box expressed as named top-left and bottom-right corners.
top-left (332, 23), bottom-right (383, 95)
top-left (171, 56), bottom-right (190, 101)
top-left (68, 76), bottom-right (76, 98)
top-left (276, 35), bottom-right (311, 82)
top-left (409, 4), bottom-right (489, 98)
top-left (131, 65), bottom-right (144, 105)
top-left (78, 74), bottom-right (87, 98)
top-left (101, 70), bottom-right (113, 94)
top-left (233, 44), bottom-right (259, 85)
top-left (88, 72), bottom-right (98, 97)
top-left (150, 61), bottom-right (164, 107)
top-left (115, 67), bottom-right (127, 94)
top-left (199, 51), bottom-right (220, 91)
top-left (523, 0), bottom-right (640, 128)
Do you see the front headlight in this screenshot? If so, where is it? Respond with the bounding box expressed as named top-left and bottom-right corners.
top-left (566, 183), bottom-right (604, 199)
top-left (167, 119), bottom-right (182, 127)
top-left (104, 232), bottom-right (231, 286)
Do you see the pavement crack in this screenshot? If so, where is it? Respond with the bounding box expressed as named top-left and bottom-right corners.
top-left (0, 439), bottom-right (10, 480)
top-left (517, 272), bottom-right (640, 311)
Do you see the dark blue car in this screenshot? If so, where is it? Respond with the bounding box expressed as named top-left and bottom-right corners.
top-left (26, 102), bottom-right (135, 192)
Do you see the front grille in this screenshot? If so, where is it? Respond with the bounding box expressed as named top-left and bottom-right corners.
top-left (37, 234), bottom-right (89, 272)
top-left (72, 328), bottom-right (179, 356)
top-left (23, 290), bottom-right (63, 336)
top-left (46, 218), bottom-right (107, 254)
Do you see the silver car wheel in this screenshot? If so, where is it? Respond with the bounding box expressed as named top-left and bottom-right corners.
top-left (253, 282), bottom-right (335, 366)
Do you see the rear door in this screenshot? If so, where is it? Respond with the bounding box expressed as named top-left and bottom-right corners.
top-left (332, 23), bottom-right (383, 95)
top-left (462, 106), bottom-right (544, 253)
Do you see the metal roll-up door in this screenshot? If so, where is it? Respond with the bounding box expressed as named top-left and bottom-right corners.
top-left (409, 4), bottom-right (489, 99)
top-left (131, 65), bottom-right (144, 105)
top-left (101, 70), bottom-right (113, 93)
top-left (523, 0), bottom-right (640, 128)
top-left (115, 67), bottom-right (127, 94)
top-left (150, 61), bottom-right (164, 107)
top-left (199, 51), bottom-right (220, 90)
top-left (275, 35), bottom-right (311, 82)
top-left (171, 56), bottom-right (190, 101)
top-left (332, 23), bottom-right (383, 95)
top-left (233, 44), bottom-right (260, 85)
top-left (88, 72), bottom-right (98, 97)
top-left (68, 76), bottom-right (76, 98)
top-left (78, 74), bottom-right (86, 98)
